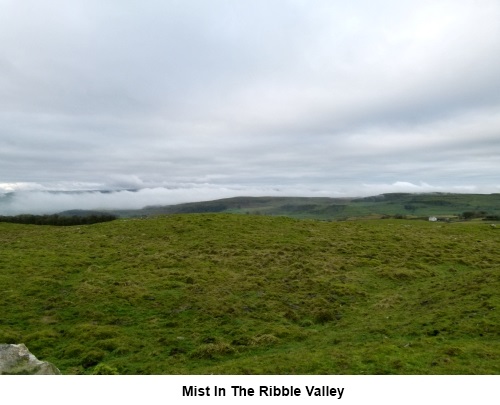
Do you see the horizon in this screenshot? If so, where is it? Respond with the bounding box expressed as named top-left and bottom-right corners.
top-left (1, 186), bottom-right (498, 216)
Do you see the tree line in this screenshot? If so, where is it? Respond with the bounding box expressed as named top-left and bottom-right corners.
top-left (0, 214), bottom-right (117, 226)
top-left (460, 211), bottom-right (500, 220)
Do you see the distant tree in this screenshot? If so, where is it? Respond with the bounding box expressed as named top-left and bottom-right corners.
top-left (461, 212), bottom-right (475, 220)
top-left (461, 211), bottom-right (490, 220)
top-left (0, 214), bottom-right (117, 226)
top-left (404, 204), bottom-right (417, 212)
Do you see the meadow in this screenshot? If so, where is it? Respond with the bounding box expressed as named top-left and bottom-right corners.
top-left (1, 214), bottom-right (499, 374)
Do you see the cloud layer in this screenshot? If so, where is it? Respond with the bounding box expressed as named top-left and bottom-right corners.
top-left (1, 0), bottom-right (499, 213)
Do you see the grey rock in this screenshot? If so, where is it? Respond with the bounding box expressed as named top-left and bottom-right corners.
top-left (0, 344), bottom-right (61, 375)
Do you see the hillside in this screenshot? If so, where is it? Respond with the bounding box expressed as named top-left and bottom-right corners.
top-left (1, 214), bottom-right (499, 374)
top-left (113, 193), bottom-right (500, 220)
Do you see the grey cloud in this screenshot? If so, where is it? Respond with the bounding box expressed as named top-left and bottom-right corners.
top-left (1, 0), bottom-right (499, 207)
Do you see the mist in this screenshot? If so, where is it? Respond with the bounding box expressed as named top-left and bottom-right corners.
top-left (1, 181), bottom-right (498, 216)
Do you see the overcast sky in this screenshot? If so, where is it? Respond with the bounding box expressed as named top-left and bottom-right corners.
top-left (1, 0), bottom-right (500, 214)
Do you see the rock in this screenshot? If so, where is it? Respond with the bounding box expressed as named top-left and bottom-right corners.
top-left (0, 344), bottom-right (61, 375)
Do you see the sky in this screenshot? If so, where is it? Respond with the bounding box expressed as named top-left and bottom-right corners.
top-left (1, 0), bottom-right (500, 214)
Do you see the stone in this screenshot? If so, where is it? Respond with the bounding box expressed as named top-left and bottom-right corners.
top-left (0, 344), bottom-right (61, 375)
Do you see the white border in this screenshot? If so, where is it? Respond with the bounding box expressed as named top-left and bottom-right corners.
top-left (1, 375), bottom-right (498, 405)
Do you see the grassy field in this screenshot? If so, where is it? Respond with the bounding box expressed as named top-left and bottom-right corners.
top-left (1, 214), bottom-right (499, 374)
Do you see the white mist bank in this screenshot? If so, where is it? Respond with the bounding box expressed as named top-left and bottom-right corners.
top-left (1, 181), bottom-right (498, 216)
top-left (0, 186), bottom-right (329, 215)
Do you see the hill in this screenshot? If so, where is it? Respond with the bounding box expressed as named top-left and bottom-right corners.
top-left (1, 214), bottom-right (499, 374)
top-left (113, 193), bottom-right (500, 220)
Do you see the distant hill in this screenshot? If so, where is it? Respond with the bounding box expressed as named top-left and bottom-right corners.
top-left (112, 193), bottom-right (500, 221)
top-left (114, 196), bottom-right (352, 218)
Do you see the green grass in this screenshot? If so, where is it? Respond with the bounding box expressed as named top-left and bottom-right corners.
top-left (1, 214), bottom-right (499, 374)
